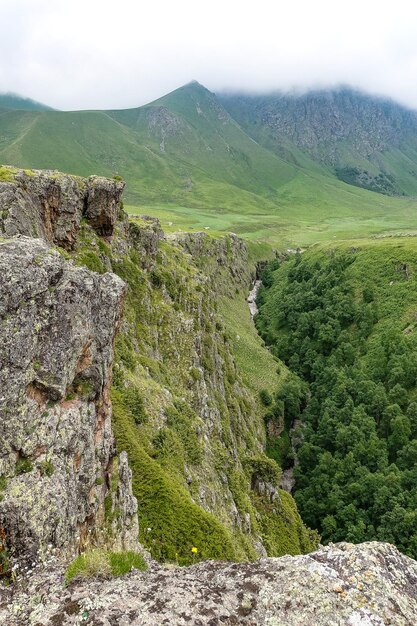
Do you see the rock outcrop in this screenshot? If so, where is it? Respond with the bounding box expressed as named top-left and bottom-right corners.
top-left (1, 542), bottom-right (417, 625)
top-left (0, 167), bottom-right (124, 249)
top-left (175, 230), bottom-right (253, 297)
top-left (0, 170), bottom-right (138, 569)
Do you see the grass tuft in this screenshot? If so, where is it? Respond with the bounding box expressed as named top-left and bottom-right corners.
top-left (65, 550), bottom-right (147, 584)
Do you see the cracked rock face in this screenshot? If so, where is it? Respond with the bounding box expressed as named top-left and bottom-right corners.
top-left (1, 542), bottom-right (417, 625)
top-left (0, 169), bottom-right (124, 249)
top-left (0, 236), bottom-right (136, 563)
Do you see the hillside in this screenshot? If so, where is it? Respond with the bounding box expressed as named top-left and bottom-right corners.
top-left (256, 236), bottom-right (417, 558)
top-left (219, 87), bottom-right (417, 196)
top-left (1, 83), bottom-right (417, 246)
top-left (0, 166), bottom-right (317, 572)
top-left (1, 166), bottom-right (417, 624)
top-left (0, 92), bottom-right (54, 111)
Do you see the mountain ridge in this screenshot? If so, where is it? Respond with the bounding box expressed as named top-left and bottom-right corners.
top-left (218, 87), bottom-right (417, 196)
top-left (1, 82), bottom-right (417, 246)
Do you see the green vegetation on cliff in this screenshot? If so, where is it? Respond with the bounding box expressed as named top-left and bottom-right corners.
top-left (74, 215), bottom-right (317, 564)
top-left (65, 550), bottom-right (147, 584)
top-left (256, 238), bottom-right (417, 558)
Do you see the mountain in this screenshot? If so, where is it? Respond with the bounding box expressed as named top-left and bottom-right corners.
top-left (1, 82), bottom-right (417, 246)
top-left (218, 87), bottom-right (417, 196)
top-left (108, 81), bottom-right (298, 198)
top-left (0, 92), bottom-right (54, 111)
top-left (0, 82), bottom-right (299, 207)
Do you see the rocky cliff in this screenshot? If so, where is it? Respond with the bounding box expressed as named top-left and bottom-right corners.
top-left (219, 88), bottom-right (417, 195)
top-left (0, 167), bottom-right (124, 247)
top-left (219, 88), bottom-right (417, 160)
top-left (0, 166), bottom-right (316, 572)
top-left (0, 168), bottom-right (138, 572)
top-left (106, 218), bottom-right (316, 563)
top-left (2, 167), bottom-right (417, 625)
top-left (2, 542), bottom-right (417, 625)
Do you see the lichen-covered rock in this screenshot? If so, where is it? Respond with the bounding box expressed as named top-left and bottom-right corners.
top-left (109, 451), bottom-right (139, 552)
top-left (175, 230), bottom-right (253, 296)
top-left (0, 236), bottom-right (137, 564)
top-left (0, 168), bottom-right (124, 249)
top-left (1, 542), bottom-right (416, 625)
top-left (128, 215), bottom-right (164, 268)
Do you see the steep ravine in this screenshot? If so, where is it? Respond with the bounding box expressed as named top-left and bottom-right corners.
top-left (1, 167), bottom-right (417, 625)
top-left (0, 166), bottom-right (316, 570)
top-left (255, 244), bottom-right (417, 562)
top-left (247, 270), bottom-right (301, 495)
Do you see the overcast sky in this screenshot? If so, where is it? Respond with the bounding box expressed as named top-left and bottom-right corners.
top-left (1, 0), bottom-right (417, 111)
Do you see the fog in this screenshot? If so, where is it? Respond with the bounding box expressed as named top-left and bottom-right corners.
top-left (1, 0), bottom-right (417, 110)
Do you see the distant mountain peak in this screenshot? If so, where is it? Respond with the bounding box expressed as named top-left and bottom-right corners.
top-left (0, 92), bottom-right (54, 111)
top-left (156, 80), bottom-right (212, 102)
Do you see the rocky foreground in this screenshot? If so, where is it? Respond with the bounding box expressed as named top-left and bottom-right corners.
top-left (1, 542), bottom-right (416, 625)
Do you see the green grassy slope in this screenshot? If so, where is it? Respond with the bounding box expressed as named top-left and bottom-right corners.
top-left (0, 93), bottom-right (54, 111)
top-left (1, 82), bottom-right (417, 246)
top-left (0, 110), bottom-right (181, 198)
top-left (70, 214), bottom-right (318, 563)
top-left (109, 82), bottom-right (298, 194)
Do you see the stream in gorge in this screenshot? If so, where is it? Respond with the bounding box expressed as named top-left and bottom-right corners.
top-left (247, 278), bottom-right (298, 493)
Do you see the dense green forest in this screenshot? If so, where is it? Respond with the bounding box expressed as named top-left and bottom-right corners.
top-left (256, 239), bottom-right (417, 558)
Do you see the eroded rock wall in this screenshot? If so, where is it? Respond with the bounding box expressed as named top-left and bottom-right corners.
top-left (0, 167), bottom-right (124, 250)
top-left (0, 170), bottom-right (138, 566)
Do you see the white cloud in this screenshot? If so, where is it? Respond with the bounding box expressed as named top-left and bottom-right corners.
top-left (1, 0), bottom-right (417, 110)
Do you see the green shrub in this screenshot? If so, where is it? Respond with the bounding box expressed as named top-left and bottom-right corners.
top-left (259, 388), bottom-right (272, 406)
top-left (15, 458), bottom-right (33, 475)
top-left (76, 250), bottom-right (106, 274)
top-left (245, 454), bottom-right (281, 485)
top-left (39, 460), bottom-right (54, 477)
top-left (124, 387), bottom-right (148, 424)
top-left (108, 551), bottom-right (147, 576)
top-left (65, 550), bottom-right (147, 584)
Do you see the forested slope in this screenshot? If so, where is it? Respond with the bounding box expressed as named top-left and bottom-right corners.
top-left (256, 238), bottom-right (417, 558)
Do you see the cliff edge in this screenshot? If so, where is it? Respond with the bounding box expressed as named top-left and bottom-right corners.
top-left (1, 542), bottom-right (417, 625)
top-left (0, 168), bottom-right (138, 571)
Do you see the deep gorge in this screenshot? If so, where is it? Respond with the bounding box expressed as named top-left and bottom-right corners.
top-left (256, 244), bottom-right (417, 559)
top-left (1, 167), bottom-right (417, 624)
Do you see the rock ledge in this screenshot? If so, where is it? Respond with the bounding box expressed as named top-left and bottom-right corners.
top-left (1, 542), bottom-right (417, 625)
